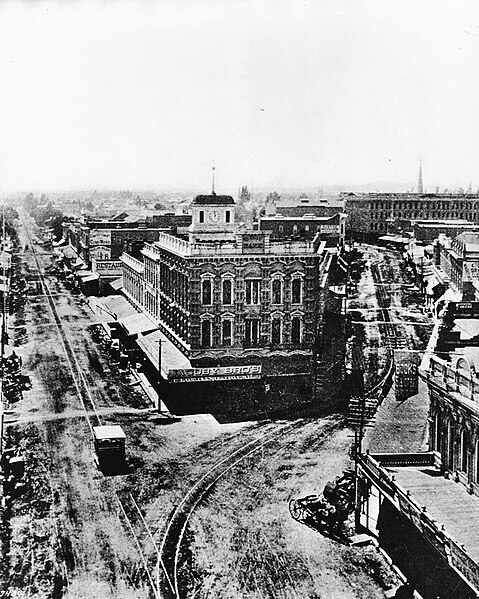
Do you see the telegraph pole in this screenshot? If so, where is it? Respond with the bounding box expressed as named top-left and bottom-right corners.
top-left (156, 338), bottom-right (165, 412)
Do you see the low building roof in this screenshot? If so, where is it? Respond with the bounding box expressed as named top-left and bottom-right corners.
top-left (93, 425), bottom-right (126, 441)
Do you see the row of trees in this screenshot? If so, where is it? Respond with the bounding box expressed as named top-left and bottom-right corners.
top-left (23, 194), bottom-right (69, 240)
top-left (0, 207), bottom-right (19, 246)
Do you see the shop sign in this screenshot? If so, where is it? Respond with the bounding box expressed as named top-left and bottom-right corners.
top-left (394, 350), bottom-right (419, 400)
top-left (92, 259), bottom-right (122, 275)
top-left (169, 364), bottom-right (262, 383)
top-left (319, 225), bottom-right (340, 234)
top-left (90, 230), bottom-right (112, 245)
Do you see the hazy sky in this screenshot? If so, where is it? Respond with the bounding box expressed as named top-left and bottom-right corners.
top-left (1, 0), bottom-right (479, 194)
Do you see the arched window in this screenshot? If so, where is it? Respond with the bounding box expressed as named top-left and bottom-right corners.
top-left (222, 320), bottom-right (232, 346)
top-left (222, 279), bottom-right (232, 305)
top-left (201, 320), bottom-right (211, 348)
top-left (272, 317), bottom-right (281, 345)
top-left (202, 279), bottom-right (212, 305)
top-left (291, 317), bottom-right (301, 344)
top-left (292, 278), bottom-right (302, 304)
top-left (272, 279), bottom-right (282, 304)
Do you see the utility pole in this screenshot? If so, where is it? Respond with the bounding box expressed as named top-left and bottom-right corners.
top-left (0, 201), bottom-right (6, 457)
top-left (156, 338), bottom-right (165, 412)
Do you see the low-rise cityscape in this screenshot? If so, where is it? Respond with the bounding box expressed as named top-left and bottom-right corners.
top-left (2, 1), bottom-right (479, 598)
top-left (2, 164), bottom-right (479, 598)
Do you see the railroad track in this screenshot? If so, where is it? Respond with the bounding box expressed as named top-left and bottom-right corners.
top-left (157, 418), bottom-right (314, 599)
top-left (369, 258), bottom-right (408, 349)
top-left (20, 214), bottom-right (160, 596)
top-left (21, 214), bottom-right (102, 433)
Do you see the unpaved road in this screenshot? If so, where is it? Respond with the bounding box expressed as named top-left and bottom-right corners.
top-left (2, 217), bottom-right (401, 599)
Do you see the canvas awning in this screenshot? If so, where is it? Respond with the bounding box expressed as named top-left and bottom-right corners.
top-left (118, 313), bottom-right (158, 337)
top-left (59, 245), bottom-right (78, 260)
top-left (79, 273), bottom-right (100, 283)
top-left (88, 295), bottom-right (138, 322)
top-left (109, 277), bottom-right (123, 291)
top-left (136, 329), bottom-right (191, 376)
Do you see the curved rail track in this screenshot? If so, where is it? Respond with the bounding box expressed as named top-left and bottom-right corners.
top-left (157, 417), bottom-right (335, 599)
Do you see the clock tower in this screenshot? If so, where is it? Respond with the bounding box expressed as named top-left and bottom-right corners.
top-left (189, 192), bottom-right (237, 243)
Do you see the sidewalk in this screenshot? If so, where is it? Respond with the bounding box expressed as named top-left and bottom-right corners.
top-left (363, 358), bottom-right (430, 455)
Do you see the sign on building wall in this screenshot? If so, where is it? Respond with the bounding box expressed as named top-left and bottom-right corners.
top-left (168, 364), bottom-right (262, 383)
top-left (242, 234), bottom-right (265, 253)
top-left (319, 224), bottom-right (340, 234)
top-left (394, 350), bottom-right (420, 400)
top-left (90, 230), bottom-right (112, 246)
top-left (91, 259), bottom-right (122, 276)
top-left (90, 245), bottom-right (111, 260)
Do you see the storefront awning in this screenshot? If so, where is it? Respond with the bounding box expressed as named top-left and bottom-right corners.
top-left (118, 313), bottom-right (158, 337)
top-left (137, 329), bottom-right (191, 377)
top-left (59, 245), bottom-right (78, 260)
top-left (109, 277), bottom-right (123, 291)
top-left (80, 273), bottom-right (100, 283)
top-left (88, 295), bottom-right (138, 322)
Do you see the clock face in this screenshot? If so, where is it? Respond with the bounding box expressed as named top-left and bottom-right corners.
top-left (209, 210), bottom-right (220, 223)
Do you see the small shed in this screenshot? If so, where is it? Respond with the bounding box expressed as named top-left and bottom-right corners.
top-left (93, 425), bottom-right (126, 462)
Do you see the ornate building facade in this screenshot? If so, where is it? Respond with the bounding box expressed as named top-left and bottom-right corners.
top-left (422, 301), bottom-right (479, 496)
top-left (121, 192), bottom-right (330, 415)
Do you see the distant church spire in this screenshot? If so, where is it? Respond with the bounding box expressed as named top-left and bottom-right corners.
top-left (212, 163), bottom-right (216, 195)
top-left (417, 159), bottom-right (423, 194)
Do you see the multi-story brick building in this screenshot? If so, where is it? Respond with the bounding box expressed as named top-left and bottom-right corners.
top-left (343, 192), bottom-right (479, 236)
top-left (264, 195), bottom-right (345, 218)
top-left (259, 213), bottom-right (346, 247)
top-left (434, 232), bottom-right (479, 301)
top-left (63, 212), bottom-right (191, 292)
top-left (121, 192), bottom-right (333, 416)
top-left (423, 301), bottom-right (479, 495)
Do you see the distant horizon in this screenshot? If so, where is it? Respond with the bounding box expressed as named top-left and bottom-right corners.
top-left (2, 179), bottom-right (475, 199)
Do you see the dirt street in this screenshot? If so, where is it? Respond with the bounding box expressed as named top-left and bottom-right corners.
top-left (1, 220), bottom-right (402, 598)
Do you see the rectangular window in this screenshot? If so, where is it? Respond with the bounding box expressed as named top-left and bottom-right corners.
top-left (291, 317), bottom-right (301, 344)
top-left (202, 279), bottom-right (212, 305)
top-left (245, 318), bottom-right (260, 346)
top-left (246, 280), bottom-right (260, 305)
top-left (222, 320), bottom-right (232, 346)
top-left (199, 211), bottom-right (204, 223)
top-left (272, 318), bottom-right (281, 344)
top-left (222, 279), bottom-right (232, 304)
top-left (225, 211), bottom-right (231, 223)
top-left (292, 278), bottom-right (302, 304)
top-left (201, 320), bottom-right (211, 347)
top-left (272, 279), bottom-right (282, 304)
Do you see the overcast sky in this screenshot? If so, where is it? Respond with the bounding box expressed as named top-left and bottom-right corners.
top-left (1, 0), bottom-right (479, 194)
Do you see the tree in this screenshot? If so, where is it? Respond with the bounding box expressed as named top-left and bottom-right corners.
top-left (239, 186), bottom-right (251, 204)
top-left (266, 191), bottom-right (281, 204)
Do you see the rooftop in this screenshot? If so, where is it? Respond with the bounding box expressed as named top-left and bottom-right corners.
top-left (192, 194), bottom-right (235, 206)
